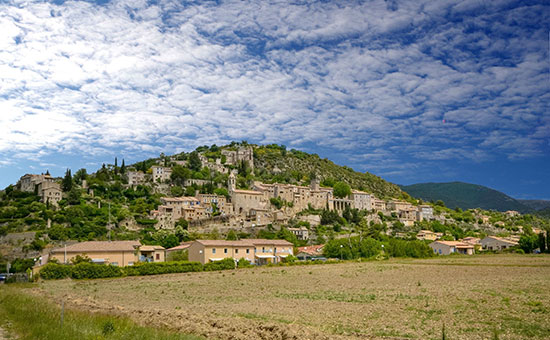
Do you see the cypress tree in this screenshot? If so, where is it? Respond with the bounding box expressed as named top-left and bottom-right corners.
top-left (62, 169), bottom-right (73, 192)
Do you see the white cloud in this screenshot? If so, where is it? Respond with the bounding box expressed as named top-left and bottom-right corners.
top-left (0, 0), bottom-right (547, 178)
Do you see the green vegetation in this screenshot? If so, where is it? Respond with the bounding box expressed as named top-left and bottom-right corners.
top-left (323, 236), bottom-right (434, 259)
top-left (0, 286), bottom-right (203, 340)
top-left (253, 144), bottom-right (403, 198)
top-left (40, 261), bottom-right (207, 280)
top-left (332, 181), bottom-right (351, 198)
top-left (400, 182), bottom-right (532, 213)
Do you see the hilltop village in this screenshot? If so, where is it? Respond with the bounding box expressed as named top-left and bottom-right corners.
top-left (1, 143), bottom-right (549, 278)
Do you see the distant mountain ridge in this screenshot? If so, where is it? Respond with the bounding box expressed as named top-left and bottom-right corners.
top-left (518, 200), bottom-right (550, 211)
top-left (399, 182), bottom-right (533, 213)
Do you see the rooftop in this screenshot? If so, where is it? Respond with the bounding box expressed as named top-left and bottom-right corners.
top-left (51, 240), bottom-right (142, 253)
top-left (297, 244), bottom-right (324, 255)
top-left (432, 241), bottom-right (474, 248)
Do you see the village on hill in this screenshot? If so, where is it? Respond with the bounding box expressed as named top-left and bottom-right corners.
top-left (1, 143), bottom-right (549, 281)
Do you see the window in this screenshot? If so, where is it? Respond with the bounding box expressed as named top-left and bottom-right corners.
top-left (438, 249), bottom-right (442, 254)
top-left (156, 254), bottom-right (160, 260)
top-left (246, 249), bottom-right (250, 254)
top-left (128, 262), bottom-right (134, 266)
top-left (274, 247), bottom-right (277, 253)
top-left (111, 262), bottom-right (119, 266)
top-left (262, 247), bottom-right (265, 253)
top-left (213, 248), bottom-right (216, 254)
top-left (224, 248), bottom-right (228, 254)
top-left (235, 249), bottom-right (239, 254)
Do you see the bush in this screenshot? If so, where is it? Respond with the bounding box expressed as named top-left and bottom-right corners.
top-left (237, 258), bottom-right (253, 268)
top-left (387, 239), bottom-right (434, 258)
top-left (40, 263), bottom-right (72, 280)
top-left (70, 263), bottom-right (123, 279)
top-left (124, 261), bottom-right (203, 276)
top-left (204, 258), bottom-right (235, 271)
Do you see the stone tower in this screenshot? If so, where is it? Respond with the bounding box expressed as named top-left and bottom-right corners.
top-left (310, 178), bottom-right (320, 191)
top-left (228, 171), bottom-right (236, 195)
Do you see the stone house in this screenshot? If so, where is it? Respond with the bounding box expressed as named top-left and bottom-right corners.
top-left (151, 166), bottom-right (172, 183)
top-left (288, 226), bottom-right (309, 240)
top-left (480, 236), bottom-right (519, 251)
top-left (350, 190), bottom-right (374, 211)
top-left (221, 146), bottom-right (254, 169)
top-left (416, 230), bottom-right (442, 241)
top-left (461, 237), bottom-right (481, 249)
top-left (373, 199), bottom-right (387, 212)
top-left (387, 200), bottom-right (415, 212)
top-left (18, 173), bottom-right (56, 192)
top-left (429, 241), bottom-right (475, 255)
top-left (127, 171), bottom-right (145, 185)
top-left (48, 241), bottom-right (165, 266)
top-left (188, 238), bottom-right (293, 265)
top-left (505, 210), bottom-right (520, 218)
top-left (38, 181), bottom-right (62, 207)
top-left (196, 193), bottom-right (232, 215)
top-left (417, 205), bottom-right (434, 221)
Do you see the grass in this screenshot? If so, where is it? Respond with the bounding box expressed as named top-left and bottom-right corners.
top-left (0, 285), bottom-right (203, 340)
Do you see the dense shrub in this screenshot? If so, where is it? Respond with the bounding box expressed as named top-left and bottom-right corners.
top-left (324, 237), bottom-right (433, 260)
top-left (124, 261), bottom-right (203, 276)
top-left (204, 258), bottom-right (235, 271)
top-left (40, 263), bottom-right (72, 280)
top-left (386, 239), bottom-right (434, 258)
top-left (70, 263), bottom-right (123, 279)
top-left (237, 257), bottom-right (253, 268)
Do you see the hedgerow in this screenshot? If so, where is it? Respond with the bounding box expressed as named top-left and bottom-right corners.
top-left (124, 261), bottom-right (203, 276)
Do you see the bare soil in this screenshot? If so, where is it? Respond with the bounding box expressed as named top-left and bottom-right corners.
top-left (37, 255), bottom-right (550, 339)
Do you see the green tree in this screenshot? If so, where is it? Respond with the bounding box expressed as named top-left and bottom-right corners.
top-left (538, 233), bottom-right (546, 253)
top-left (333, 181), bottom-right (351, 198)
top-left (214, 187), bottom-right (229, 198)
top-left (188, 152), bottom-right (202, 172)
top-left (226, 230), bottom-right (238, 240)
top-left (120, 159), bottom-right (126, 174)
top-left (67, 187), bottom-right (81, 205)
top-left (62, 169), bottom-right (73, 192)
top-left (171, 165), bottom-right (191, 185)
top-left (73, 168), bottom-right (87, 185)
top-left (170, 186), bottom-right (184, 196)
top-left (519, 234), bottom-right (538, 253)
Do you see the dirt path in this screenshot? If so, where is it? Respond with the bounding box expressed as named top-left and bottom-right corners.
top-left (0, 327), bottom-right (8, 339)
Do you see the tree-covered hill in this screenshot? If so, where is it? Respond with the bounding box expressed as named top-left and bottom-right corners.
top-left (252, 144), bottom-right (403, 198)
top-left (400, 182), bottom-right (532, 213)
top-left (519, 200), bottom-right (550, 212)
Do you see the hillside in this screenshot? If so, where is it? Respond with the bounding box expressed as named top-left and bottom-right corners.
top-left (400, 182), bottom-right (532, 213)
top-left (519, 200), bottom-right (550, 211)
top-left (253, 145), bottom-right (403, 198)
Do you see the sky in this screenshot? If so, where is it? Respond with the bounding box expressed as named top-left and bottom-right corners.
top-left (0, 0), bottom-right (549, 199)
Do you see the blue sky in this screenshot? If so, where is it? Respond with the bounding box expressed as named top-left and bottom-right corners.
top-left (0, 0), bottom-right (549, 199)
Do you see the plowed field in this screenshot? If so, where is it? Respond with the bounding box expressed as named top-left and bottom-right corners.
top-left (37, 255), bottom-right (550, 339)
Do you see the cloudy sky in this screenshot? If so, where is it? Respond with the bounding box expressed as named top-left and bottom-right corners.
top-left (1, 0), bottom-right (549, 199)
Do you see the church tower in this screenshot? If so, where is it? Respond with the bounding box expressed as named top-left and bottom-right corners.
top-left (228, 171), bottom-right (236, 195)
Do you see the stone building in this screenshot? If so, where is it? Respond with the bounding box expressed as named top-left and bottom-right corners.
top-left (350, 190), bottom-right (374, 211)
top-left (288, 226), bottom-right (309, 240)
top-left (221, 146), bottom-right (254, 169)
top-left (38, 181), bottom-right (62, 207)
top-left (417, 205), bottom-right (434, 221)
top-left (127, 171), bottom-right (145, 186)
top-left (18, 173), bottom-right (56, 192)
top-left (151, 166), bottom-right (172, 183)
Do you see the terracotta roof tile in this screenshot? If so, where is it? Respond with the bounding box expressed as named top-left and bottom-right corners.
top-left (51, 240), bottom-right (141, 253)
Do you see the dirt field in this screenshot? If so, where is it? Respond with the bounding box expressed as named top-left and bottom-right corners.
top-left (37, 255), bottom-right (550, 340)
